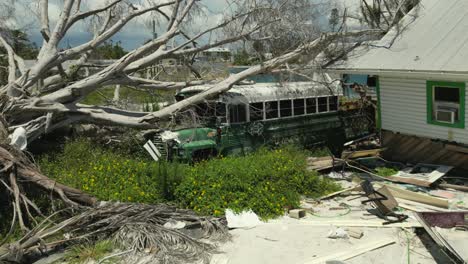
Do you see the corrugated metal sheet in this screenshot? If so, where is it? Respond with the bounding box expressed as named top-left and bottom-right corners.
top-left (380, 76), bottom-right (468, 144)
top-left (331, 0), bottom-right (468, 74)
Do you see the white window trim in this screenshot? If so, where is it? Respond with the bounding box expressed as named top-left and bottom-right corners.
top-left (246, 96), bottom-right (338, 122)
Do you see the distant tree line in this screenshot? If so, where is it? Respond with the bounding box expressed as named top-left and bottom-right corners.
top-left (89, 40), bottom-right (127, 60)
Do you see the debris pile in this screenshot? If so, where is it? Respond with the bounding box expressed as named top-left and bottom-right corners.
top-left (301, 135), bottom-right (468, 264)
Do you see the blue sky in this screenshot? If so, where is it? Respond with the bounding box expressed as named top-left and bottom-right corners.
top-left (24, 0), bottom-right (232, 50)
top-left (19, 0), bottom-right (360, 51)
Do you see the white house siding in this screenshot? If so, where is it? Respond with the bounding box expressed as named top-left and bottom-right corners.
top-left (380, 76), bottom-right (468, 145)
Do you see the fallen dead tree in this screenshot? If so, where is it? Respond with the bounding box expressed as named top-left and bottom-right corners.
top-left (0, 203), bottom-right (230, 263)
top-left (0, 144), bottom-right (97, 207)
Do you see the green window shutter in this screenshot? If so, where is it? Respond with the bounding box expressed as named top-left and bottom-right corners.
top-left (426, 80), bottom-right (465, 129)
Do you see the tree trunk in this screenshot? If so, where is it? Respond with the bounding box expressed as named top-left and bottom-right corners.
top-left (0, 145), bottom-right (97, 207)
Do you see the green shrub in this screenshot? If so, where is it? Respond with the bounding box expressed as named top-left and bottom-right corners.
top-left (375, 167), bottom-right (398, 177)
top-left (39, 139), bottom-right (187, 203)
top-left (176, 146), bottom-right (340, 219)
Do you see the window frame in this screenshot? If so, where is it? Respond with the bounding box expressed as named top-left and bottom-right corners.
top-left (306, 97), bottom-right (317, 114)
top-left (228, 103), bottom-right (247, 124)
top-left (329, 96), bottom-right (339, 111)
top-left (249, 102), bottom-right (264, 122)
top-left (293, 98), bottom-right (306, 116)
top-left (265, 100), bottom-right (279, 120)
top-left (317, 96), bottom-right (329, 113)
top-left (426, 80), bottom-right (465, 129)
top-left (279, 99), bottom-right (293, 118)
top-left (251, 95), bottom-right (340, 122)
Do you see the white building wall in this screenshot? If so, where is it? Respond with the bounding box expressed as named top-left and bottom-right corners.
top-left (380, 76), bottom-right (468, 144)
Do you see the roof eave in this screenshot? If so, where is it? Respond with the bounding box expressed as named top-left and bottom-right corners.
top-left (327, 68), bottom-right (468, 81)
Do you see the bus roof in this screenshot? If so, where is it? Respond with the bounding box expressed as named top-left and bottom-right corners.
top-left (178, 81), bottom-right (342, 103)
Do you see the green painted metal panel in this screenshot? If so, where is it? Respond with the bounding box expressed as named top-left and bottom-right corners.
top-left (376, 77), bottom-right (382, 130)
top-left (180, 140), bottom-right (217, 150)
top-left (176, 128), bottom-right (217, 142)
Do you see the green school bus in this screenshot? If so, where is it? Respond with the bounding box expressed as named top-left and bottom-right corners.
top-left (145, 81), bottom-right (373, 162)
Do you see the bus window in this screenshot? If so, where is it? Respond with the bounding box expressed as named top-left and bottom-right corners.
top-left (215, 103), bottom-right (227, 123)
top-left (229, 104), bottom-right (247, 123)
top-left (329, 96), bottom-right (338, 111)
top-left (265, 101), bottom-right (278, 119)
top-left (293, 99), bottom-right (305, 116)
top-left (318, 97), bottom-right (328, 112)
top-left (250, 102), bottom-right (264, 121)
top-left (280, 100), bottom-right (292, 117)
top-left (306, 98), bottom-right (317, 114)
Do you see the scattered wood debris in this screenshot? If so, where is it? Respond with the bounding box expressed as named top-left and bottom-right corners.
top-left (375, 183), bottom-right (450, 209)
top-left (307, 156), bottom-right (343, 172)
top-left (316, 137), bottom-right (468, 264)
top-left (342, 148), bottom-right (386, 159)
top-left (319, 185), bottom-right (362, 200)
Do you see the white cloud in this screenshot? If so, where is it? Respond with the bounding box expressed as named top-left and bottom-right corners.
top-left (17, 0), bottom-right (366, 50)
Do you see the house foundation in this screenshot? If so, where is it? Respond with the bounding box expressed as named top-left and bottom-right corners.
top-left (381, 130), bottom-right (468, 170)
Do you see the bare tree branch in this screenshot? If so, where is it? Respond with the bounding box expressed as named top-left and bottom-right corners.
top-left (63, 0), bottom-right (123, 34)
top-left (39, 0), bottom-right (50, 42)
top-left (0, 34), bottom-right (17, 86)
top-left (141, 29), bottom-right (383, 123)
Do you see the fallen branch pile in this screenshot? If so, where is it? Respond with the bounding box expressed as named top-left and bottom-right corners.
top-left (0, 203), bottom-right (230, 263)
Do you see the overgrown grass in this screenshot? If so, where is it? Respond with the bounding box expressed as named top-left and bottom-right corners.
top-left (62, 240), bottom-right (115, 264)
top-left (39, 140), bottom-right (340, 219)
top-left (39, 138), bottom-right (187, 203)
top-left (176, 146), bottom-right (341, 219)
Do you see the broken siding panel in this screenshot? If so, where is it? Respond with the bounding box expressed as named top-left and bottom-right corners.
top-left (380, 76), bottom-right (468, 144)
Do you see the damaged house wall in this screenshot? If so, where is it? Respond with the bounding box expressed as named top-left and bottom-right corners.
top-left (379, 76), bottom-right (468, 169)
top-left (327, 0), bottom-right (468, 169)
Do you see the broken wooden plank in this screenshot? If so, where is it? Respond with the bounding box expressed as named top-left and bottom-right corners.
top-left (385, 175), bottom-right (433, 187)
top-left (445, 143), bottom-right (468, 154)
top-left (319, 185), bottom-right (362, 200)
top-left (375, 183), bottom-right (449, 209)
top-left (439, 183), bottom-right (468, 192)
top-left (303, 237), bottom-right (396, 264)
top-left (307, 156), bottom-right (343, 171)
top-left (284, 220), bottom-right (422, 228)
top-left (395, 198), bottom-right (450, 212)
top-left (429, 190), bottom-right (456, 199)
top-left (341, 148), bottom-right (386, 159)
